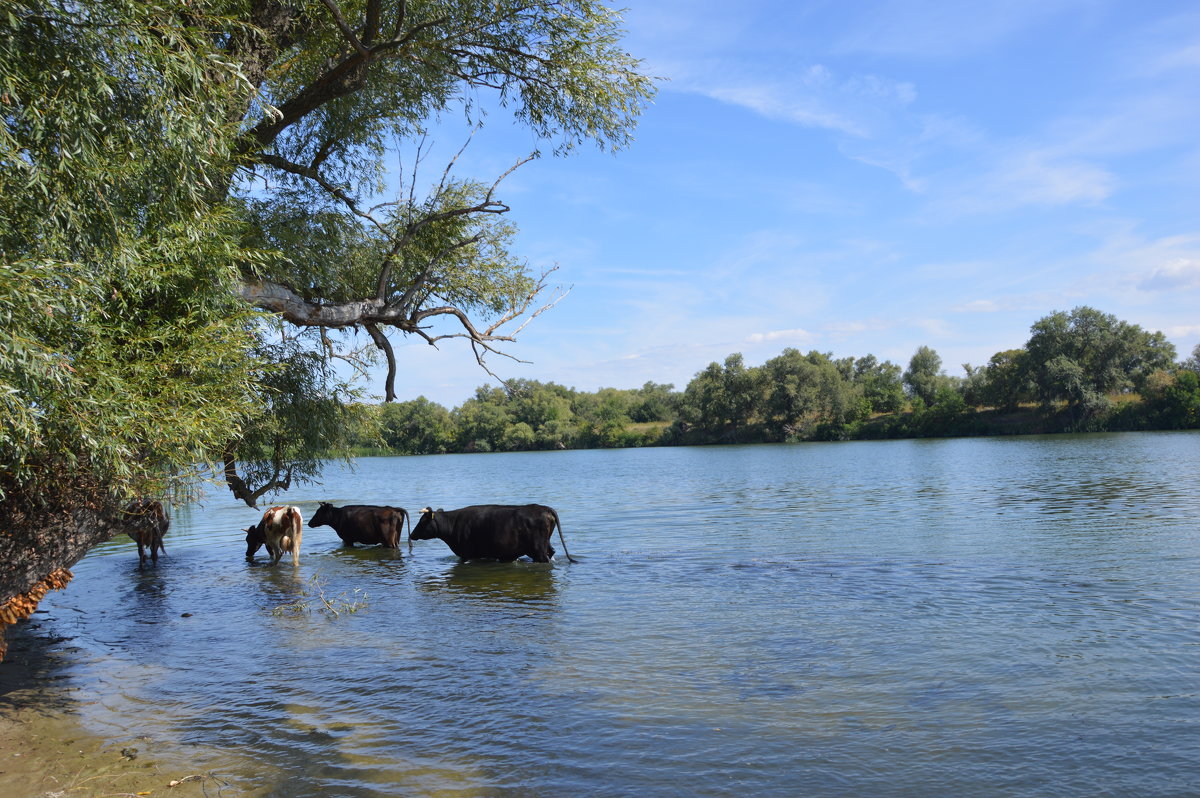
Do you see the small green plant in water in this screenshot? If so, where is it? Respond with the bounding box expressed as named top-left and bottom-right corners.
top-left (271, 573), bottom-right (368, 618)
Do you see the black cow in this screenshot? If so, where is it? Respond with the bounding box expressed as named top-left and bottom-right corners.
top-left (308, 502), bottom-right (410, 550)
top-left (410, 504), bottom-right (576, 563)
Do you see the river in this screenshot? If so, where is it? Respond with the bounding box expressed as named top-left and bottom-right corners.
top-left (5, 432), bottom-right (1200, 796)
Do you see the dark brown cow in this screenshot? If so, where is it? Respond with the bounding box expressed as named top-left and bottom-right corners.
top-left (410, 504), bottom-right (576, 563)
top-left (124, 499), bottom-right (169, 564)
top-left (308, 502), bottom-right (409, 550)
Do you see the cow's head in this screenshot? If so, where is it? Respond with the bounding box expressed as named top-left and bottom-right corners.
top-left (244, 523), bottom-right (265, 560)
top-left (409, 507), bottom-right (443, 541)
top-left (308, 501), bottom-right (335, 528)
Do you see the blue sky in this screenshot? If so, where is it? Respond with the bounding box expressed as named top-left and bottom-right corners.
top-left (379, 0), bottom-right (1200, 408)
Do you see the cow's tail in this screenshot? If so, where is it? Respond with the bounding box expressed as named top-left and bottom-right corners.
top-left (288, 506), bottom-right (303, 566)
top-left (403, 508), bottom-right (413, 553)
top-left (550, 508), bottom-right (577, 563)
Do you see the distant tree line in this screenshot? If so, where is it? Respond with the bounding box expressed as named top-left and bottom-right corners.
top-left (345, 307), bottom-right (1200, 455)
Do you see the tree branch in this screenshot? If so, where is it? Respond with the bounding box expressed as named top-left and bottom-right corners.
top-left (365, 323), bottom-right (398, 401)
top-left (317, 0), bottom-right (370, 56)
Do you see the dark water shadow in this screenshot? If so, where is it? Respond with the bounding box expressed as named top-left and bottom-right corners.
top-left (417, 560), bottom-right (561, 608)
top-left (328, 544), bottom-right (408, 563)
top-left (0, 620), bottom-right (77, 714)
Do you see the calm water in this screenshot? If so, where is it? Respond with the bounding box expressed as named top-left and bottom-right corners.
top-left (9, 432), bottom-right (1200, 796)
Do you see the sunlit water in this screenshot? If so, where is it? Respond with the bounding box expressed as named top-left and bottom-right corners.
top-left (10, 432), bottom-right (1200, 796)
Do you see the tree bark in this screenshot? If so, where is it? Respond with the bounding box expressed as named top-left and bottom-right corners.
top-left (0, 502), bottom-right (138, 660)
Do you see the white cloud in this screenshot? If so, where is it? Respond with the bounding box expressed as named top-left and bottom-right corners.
top-left (670, 60), bottom-right (918, 141)
top-left (989, 151), bottom-right (1115, 207)
top-left (913, 317), bottom-right (954, 337)
top-left (1138, 257), bottom-right (1200, 291)
top-left (955, 300), bottom-right (1002, 313)
top-left (745, 328), bottom-right (814, 344)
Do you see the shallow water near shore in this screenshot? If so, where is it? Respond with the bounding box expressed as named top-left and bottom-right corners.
top-left (4, 432), bottom-right (1200, 796)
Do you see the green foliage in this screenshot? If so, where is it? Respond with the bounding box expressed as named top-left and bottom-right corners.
top-left (355, 305), bottom-right (1198, 456)
top-left (379, 397), bottom-right (454, 453)
top-left (1025, 306), bottom-right (1177, 411)
top-left (976, 349), bottom-right (1034, 410)
top-left (852, 356), bottom-right (905, 414)
top-left (757, 349), bottom-right (863, 440)
top-left (0, 1), bottom-right (264, 504)
top-left (230, 340), bottom-right (363, 504)
top-left (1142, 369), bottom-right (1200, 429)
top-left (678, 354), bottom-right (759, 440)
top-left (219, 0), bottom-right (657, 494)
top-left (903, 346), bottom-right (944, 407)
top-left (1182, 343), bottom-right (1200, 373)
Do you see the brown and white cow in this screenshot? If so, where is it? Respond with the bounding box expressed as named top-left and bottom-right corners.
top-left (248, 505), bottom-right (303, 566)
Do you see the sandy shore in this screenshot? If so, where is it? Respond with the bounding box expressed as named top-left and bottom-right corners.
top-left (0, 622), bottom-right (236, 797)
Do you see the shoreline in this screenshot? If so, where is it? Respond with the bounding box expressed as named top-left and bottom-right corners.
top-left (0, 621), bottom-right (235, 797)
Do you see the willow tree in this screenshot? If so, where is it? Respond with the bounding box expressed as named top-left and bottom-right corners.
top-left (0, 0), bottom-right (653, 644)
top-left (216, 0), bottom-right (654, 502)
top-left (0, 1), bottom-right (266, 644)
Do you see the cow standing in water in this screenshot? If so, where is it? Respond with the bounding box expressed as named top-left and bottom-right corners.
top-left (246, 506), bottom-right (303, 566)
top-left (308, 502), bottom-right (409, 550)
top-left (410, 504), bottom-right (576, 563)
top-left (124, 499), bottom-right (169, 565)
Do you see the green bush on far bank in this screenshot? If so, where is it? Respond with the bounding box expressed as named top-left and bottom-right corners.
top-left (339, 307), bottom-right (1200, 457)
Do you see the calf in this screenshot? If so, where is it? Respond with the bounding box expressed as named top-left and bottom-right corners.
top-left (410, 504), bottom-right (576, 563)
top-left (124, 499), bottom-right (169, 565)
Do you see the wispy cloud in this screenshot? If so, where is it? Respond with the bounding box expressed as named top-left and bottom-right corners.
top-left (1138, 257), bottom-right (1200, 291)
top-left (669, 61), bottom-right (916, 140)
top-left (986, 150), bottom-right (1116, 207)
top-left (830, 0), bottom-right (1097, 59)
top-left (746, 328), bottom-right (814, 344)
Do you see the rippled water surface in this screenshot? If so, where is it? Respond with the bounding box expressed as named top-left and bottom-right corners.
top-left (13, 433), bottom-right (1200, 796)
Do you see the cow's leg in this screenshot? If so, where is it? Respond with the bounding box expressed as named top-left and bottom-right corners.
top-left (136, 539), bottom-right (147, 564)
top-left (529, 540), bottom-right (554, 563)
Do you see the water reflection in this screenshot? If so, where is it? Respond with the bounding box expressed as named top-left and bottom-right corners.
top-left (418, 560), bottom-right (560, 607)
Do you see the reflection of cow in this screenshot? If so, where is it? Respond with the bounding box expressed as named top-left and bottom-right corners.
top-left (410, 504), bottom-right (576, 563)
top-left (246, 506), bottom-right (303, 566)
top-left (124, 499), bottom-right (169, 564)
top-left (308, 502), bottom-right (409, 550)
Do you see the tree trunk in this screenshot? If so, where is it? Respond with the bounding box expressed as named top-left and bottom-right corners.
top-left (0, 503), bottom-right (134, 660)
